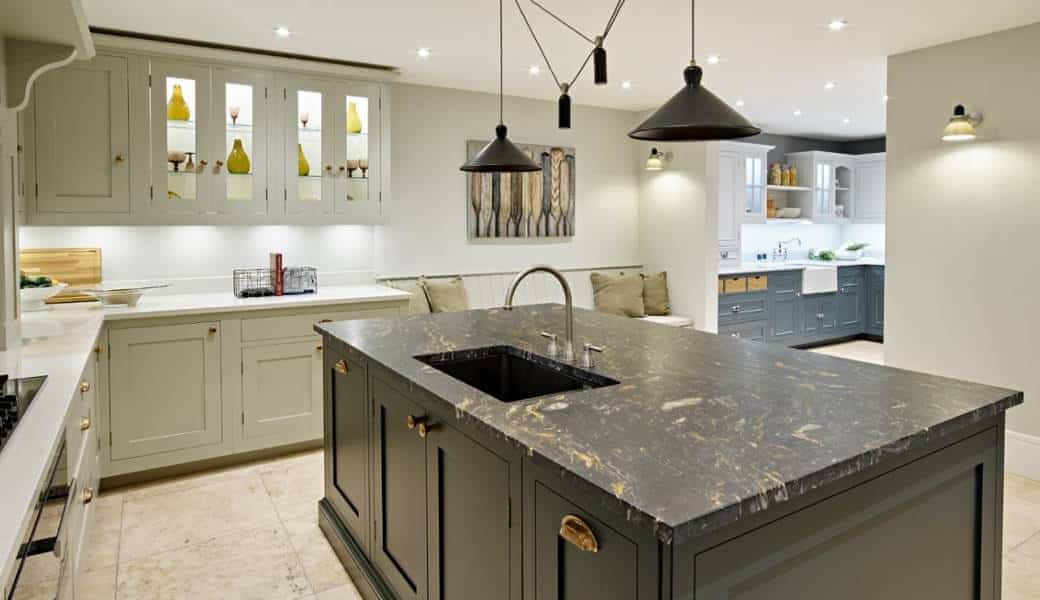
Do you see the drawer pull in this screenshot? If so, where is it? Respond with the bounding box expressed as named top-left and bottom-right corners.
top-left (731, 305), bottom-right (740, 313)
top-left (81, 487), bottom-right (94, 504)
top-left (334, 360), bottom-right (349, 375)
top-left (79, 381), bottom-right (91, 393)
top-left (418, 422), bottom-right (437, 438)
top-left (559, 515), bottom-right (599, 553)
top-left (80, 417), bottom-right (92, 431)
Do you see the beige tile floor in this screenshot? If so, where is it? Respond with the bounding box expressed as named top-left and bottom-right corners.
top-left (62, 339), bottom-right (1037, 598)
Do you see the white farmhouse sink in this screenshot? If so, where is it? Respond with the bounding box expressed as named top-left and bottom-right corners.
top-left (801, 266), bottom-right (838, 295)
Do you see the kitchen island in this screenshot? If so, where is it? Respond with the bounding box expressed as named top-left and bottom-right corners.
top-left (316, 304), bottom-right (1021, 600)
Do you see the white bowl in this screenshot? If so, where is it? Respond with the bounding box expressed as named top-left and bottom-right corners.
top-left (84, 282), bottom-right (169, 307)
top-left (19, 283), bottom-right (68, 311)
top-left (782, 207), bottom-right (802, 218)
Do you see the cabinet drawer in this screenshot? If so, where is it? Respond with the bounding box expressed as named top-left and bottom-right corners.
top-left (721, 277), bottom-right (747, 295)
top-left (747, 274), bottom-right (768, 291)
top-left (718, 320), bottom-right (766, 342)
top-left (241, 307), bottom-right (399, 342)
top-left (718, 296), bottom-right (767, 324)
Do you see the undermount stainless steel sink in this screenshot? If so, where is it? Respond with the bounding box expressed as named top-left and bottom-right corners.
top-left (414, 345), bottom-right (619, 403)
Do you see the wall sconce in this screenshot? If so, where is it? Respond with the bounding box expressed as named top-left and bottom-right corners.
top-left (645, 147), bottom-right (672, 171)
top-left (942, 104), bottom-right (983, 142)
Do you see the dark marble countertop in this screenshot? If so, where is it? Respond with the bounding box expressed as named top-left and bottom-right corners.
top-left (317, 305), bottom-right (1022, 544)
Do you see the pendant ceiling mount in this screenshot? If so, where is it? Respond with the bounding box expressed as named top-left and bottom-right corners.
top-left (629, 0), bottom-right (760, 141)
top-left (461, 0), bottom-right (541, 173)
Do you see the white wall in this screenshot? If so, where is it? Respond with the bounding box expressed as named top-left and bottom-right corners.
top-left (886, 22), bottom-right (1040, 476)
top-left (741, 223), bottom-right (885, 261)
top-left (375, 82), bottom-right (641, 277)
top-left (638, 141), bottom-right (715, 330)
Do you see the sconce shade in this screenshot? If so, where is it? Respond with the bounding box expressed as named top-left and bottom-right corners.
top-left (942, 104), bottom-right (978, 142)
top-left (645, 148), bottom-right (664, 171)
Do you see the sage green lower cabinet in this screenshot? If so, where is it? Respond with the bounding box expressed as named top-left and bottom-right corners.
top-left (108, 321), bottom-right (222, 461)
top-left (241, 340), bottom-right (323, 443)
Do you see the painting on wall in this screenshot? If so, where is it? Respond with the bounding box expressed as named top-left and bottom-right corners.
top-left (466, 141), bottom-right (576, 239)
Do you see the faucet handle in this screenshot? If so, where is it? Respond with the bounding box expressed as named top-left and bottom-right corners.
top-left (581, 343), bottom-right (603, 369)
top-left (540, 332), bottom-right (560, 358)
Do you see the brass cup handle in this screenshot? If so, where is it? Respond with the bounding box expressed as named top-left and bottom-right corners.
top-left (334, 360), bottom-right (349, 375)
top-left (114, 154), bottom-right (126, 163)
top-left (559, 515), bottom-right (599, 552)
top-left (79, 381), bottom-right (91, 393)
top-left (80, 417), bottom-right (92, 431)
top-left (81, 487), bottom-right (95, 504)
top-left (418, 422), bottom-right (437, 438)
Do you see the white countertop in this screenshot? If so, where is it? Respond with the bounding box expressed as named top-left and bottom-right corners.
top-left (0, 285), bottom-right (411, 584)
top-left (719, 257), bottom-right (885, 276)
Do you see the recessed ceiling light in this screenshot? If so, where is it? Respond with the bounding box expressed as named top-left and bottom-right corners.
top-left (824, 81), bottom-right (836, 90)
top-left (416, 47), bottom-right (432, 59)
top-left (528, 65), bottom-right (541, 76)
top-left (620, 80), bottom-right (632, 89)
top-left (735, 99), bottom-right (745, 107)
top-left (706, 54), bottom-right (721, 65)
top-left (827, 19), bottom-right (848, 31)
top-left (273, 26), bottom-right (291, 38)
top-left (843, 117), bottom-right (851, 125)
top-left (793, 109), bottom-right (803, 117)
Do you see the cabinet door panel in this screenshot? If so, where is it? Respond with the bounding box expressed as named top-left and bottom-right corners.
top-left (427, 422), bottom-right (516, 600)
top-left (854, 158), bottom-right (886, 223)
top-left (150, 61), bottom-right (213, 215)
top-left (109, 322), bottom-right (221, 460)
top-left (211, 68), bottom-right (270, 215)
top-left (532, 482), bottom-right (640, 600)
top-left (717, 151), bottom-right (740, 247)
top-left (34, 54), bottom-right (130, 213)
top-left (768, 273), bottom-right (801, 342)
top-left (837, 270), bottom-right (865, 331)
top-left (242, 340), bottom-right (322, 442)
top-left (372, 379), bottom-right (428, 600)
top-left (282, 76), bottom-right (335, 215)
top-left (325, 351), bottom-right (369, 547)
top-left (333, 83), bottom-right (382, 222)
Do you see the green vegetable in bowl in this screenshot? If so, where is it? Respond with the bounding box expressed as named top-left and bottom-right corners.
top-left (808, 249), bottom-right (836, 261)
top-left (19, 272), bottom-right (55, 289)
top-left (844, 242), bottom-right (870, 251)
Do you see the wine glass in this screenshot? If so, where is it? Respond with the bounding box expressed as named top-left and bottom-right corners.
top-left (299, 111), bottom-right (310, 129)
top-left (346, 159), bottom-right (359, 178)
top-left (229, 105), bottom-right (240, 125)
top-left (359, 159), bottom-right (369, 178)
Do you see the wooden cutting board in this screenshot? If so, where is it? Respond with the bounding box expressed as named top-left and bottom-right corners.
top-left (19, 248), bottom-right (102, 304)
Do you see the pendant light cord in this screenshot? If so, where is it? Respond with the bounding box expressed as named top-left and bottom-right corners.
top-left (499, 0), bottom-right (504, 124)
top-left (690, 0), bottom-right (695, 62)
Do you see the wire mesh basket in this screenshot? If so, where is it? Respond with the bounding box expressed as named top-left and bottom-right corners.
top-left (232, 267), bottom-right (317, 298)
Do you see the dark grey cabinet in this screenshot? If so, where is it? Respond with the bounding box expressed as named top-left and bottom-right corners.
top-left (837, 267), bottom-right (866, 331)
top-left (324, 350), bottom-right (370, 551)
top-left (867, 266), bottom-right (884, 336)
top-left (372, 378), bottom-right (429, 600)
top-left (370, 376), bottom-right (521, 600)
top-left (768, 271), bottom-right (801, 342)
top-left (801, 293), bottom-right (838, 337)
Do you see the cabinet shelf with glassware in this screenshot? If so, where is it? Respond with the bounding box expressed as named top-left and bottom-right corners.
top-left (21, 33), bottom-right (392, 225)
top-left (786, 151), bottom-right (856, 224)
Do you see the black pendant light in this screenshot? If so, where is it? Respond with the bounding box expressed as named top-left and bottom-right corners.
top-left (461, 0), bottom-right (541, 172)
top-left (629, 0), bottom-right (760, 141)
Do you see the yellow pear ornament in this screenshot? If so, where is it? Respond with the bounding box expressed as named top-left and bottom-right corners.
top-left (227, 138), bottom-right (251, 174)
top-left (297, 144), bottom-right (310, 176)
top-left (167, 84), bottom-right (190, 121)
top-left (346, 102), bottom-right (363, 134)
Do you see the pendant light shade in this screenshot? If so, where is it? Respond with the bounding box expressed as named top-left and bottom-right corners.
top-left (459, 0), bottom-right (543, 173)
top-left (629, 64), bottom-right (760, 141)
top-left (558, 84), bottom-right (572, 129)
top-left (593, 37), bottom-right (607, 85)
top-left (461, 125), bottom-right (541, 172)
top-left (629, 0), bottom-right (760, 142)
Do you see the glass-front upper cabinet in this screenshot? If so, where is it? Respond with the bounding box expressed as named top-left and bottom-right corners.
top-left (282, 76), bottom-right (335, 216)
top-left (334, 83), bottom-right (381, 221)
top-left (212, 69), bottom-right (270, 215)
top-left (151, 61), bottom-right (211, 215)
top-left (814, 159), bottom-right (833, 221)
top-left (743, 154), bottom-right (765, 221)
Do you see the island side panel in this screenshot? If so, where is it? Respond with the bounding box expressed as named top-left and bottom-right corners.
top-left (673, 419), bottom-right (1003, 600)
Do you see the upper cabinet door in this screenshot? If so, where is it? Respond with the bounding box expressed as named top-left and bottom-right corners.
top-left (33, 54), bottom-right (131, 213)
top-left (332, 82), bottom-right (382, 222)
top-left (854, 156), bottom-right (886, 223)
top-left (813, 159), bottom-right (834, 222)
top-left (210, 68), bottom-right (270, 216)
top-left (742, 150), bottom-right (767, 224)
top-left (281, 75), bottom-right (336, 216)
top-left (150, 61), bottom-right (213, 215)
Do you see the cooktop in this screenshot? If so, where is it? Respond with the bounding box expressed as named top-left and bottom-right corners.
top-left (0, 374), bottom-right (49, 453)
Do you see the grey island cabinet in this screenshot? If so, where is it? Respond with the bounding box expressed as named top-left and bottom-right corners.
top-left (315, 305), bottom-right (1021, 600)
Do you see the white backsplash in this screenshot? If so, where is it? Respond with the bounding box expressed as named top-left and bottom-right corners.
top-left (741, 223), bottom-right (885, 262)
top-left (18, 226), bottom-right (376, 294)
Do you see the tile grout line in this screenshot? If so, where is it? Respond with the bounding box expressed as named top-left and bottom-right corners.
top-left (260, 465), bottom-right (319, 598)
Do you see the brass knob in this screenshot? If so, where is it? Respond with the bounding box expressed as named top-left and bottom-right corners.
top-left (94, 345), bottom-right (102, 355)
top-left (418, 422), bottom-right (437, 438)
top-left (79, 381), bottom-right (91, 393)
top-left (199, 159), bottom-right (208, 167)
top-left (338, 165), bottom-right (346, 172)
top-left (334, 360), bottom-right (348, 375)
top-left (208, 326), bottom-right (218, 334)
top-left (80, 417), bottom-right (92, 431)
top-left (81, 487), bottom-right (94, 504)
top-left (114, 154), bottom-right (126, 163)
top-left (406, 414), bottom-right (424, 429)
top-left (215, 160), bottom-right (224, 168)
top-left (559, 515), bottom-right (598, 552)
top-left (315, 344), bottom-right (323, 352)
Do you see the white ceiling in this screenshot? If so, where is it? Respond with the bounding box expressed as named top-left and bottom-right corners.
top-left (82, 0), bottom-right (1040, 140)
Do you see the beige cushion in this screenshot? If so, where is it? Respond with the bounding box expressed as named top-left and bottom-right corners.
top-left (641, 271), bottom-right (671, 316)
top-left (590, 272), bottom-right (646, 317)
top-left (392, 281), bottom-right (431, 315)
top-left (421, 276), bottom-right (470, 313)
